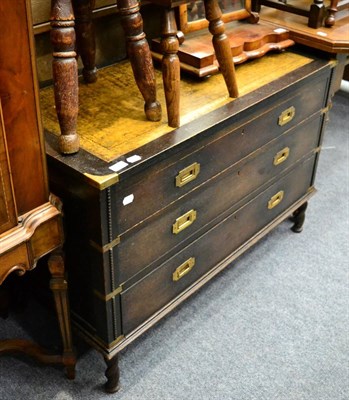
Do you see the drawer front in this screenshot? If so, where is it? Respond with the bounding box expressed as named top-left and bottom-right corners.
top-left (113, 114), bottom-right (322, 284)
top-left (121, 154), bottom-right (316, 334)
top-left (114, 76), bottom-right (328, 235)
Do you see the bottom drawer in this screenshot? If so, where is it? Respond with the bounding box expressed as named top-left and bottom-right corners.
top-left (121, 155), bottom-right (316, 334)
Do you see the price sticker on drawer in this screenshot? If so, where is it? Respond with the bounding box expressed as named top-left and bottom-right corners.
top-left (126, 154), bottom-right (142, 163)
top-left (123, 194), bottom-right (134, 206)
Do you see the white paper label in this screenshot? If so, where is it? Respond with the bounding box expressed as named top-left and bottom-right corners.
top-left (317, 31), bottom-right (328, 37)
top-left (123, 194), bottom-right (134, 206)
top-left (126, 155), bottom-right (142, 163)
top-left (274, 28), bottom-right (287, 34)
top-left (109, 160), bottom-right (128, 172)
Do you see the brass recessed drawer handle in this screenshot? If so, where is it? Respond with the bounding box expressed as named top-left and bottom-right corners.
top-left (176, 162), bottom-right (200, 187)
top-left (273, 147), bottom-right (290, 166)
top-left (278, 106), bottom-right (295, 126)
top-left (173, 257), bottom-right (196, 282)
top-left (172, 209), bottom-right (197, 234)
top-left (268, 190), bottom-right (284, 209)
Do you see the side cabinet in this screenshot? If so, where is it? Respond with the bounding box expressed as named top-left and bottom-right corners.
top-left (0, 0), bottom-right (75, 377)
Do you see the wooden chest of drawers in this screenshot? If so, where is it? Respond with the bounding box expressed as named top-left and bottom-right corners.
top-left (43, 49), bottom-right (337, 391)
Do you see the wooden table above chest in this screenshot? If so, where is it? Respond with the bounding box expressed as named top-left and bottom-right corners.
top-left (42, 48), bottom-right (340, 392)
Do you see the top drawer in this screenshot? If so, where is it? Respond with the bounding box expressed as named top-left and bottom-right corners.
top-left (111, 74), bottom-right (329, 237)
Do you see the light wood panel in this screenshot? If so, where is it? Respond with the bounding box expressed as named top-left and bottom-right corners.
top-left (41, 50), bottom-right (314, 162)
top-left (0, 0), bottom-right (48, 215)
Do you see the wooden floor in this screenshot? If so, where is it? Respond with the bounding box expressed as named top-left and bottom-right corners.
top-left (40, 51), bottom-right (314, 162)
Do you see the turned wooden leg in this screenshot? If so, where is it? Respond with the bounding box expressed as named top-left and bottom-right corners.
top-left (291, 202), bottom-right (308, 233)
top-left (51, 0), bottom-right (80, 154)
top-left (161, 8), bottom-right (180, 128)
top-left (203, 0), bottom-right (239, 98)
top-left (251, 0), bottom-right (261, 13)
top-left (104, 354), bottom-right (120, 393)
top-left (324, 0), bottom-right (339, 27)
top-left (48, 250), bottom-right (76, 379)
top-left (118, 0), bottom-right (162, 122)
top-left (308, 0), bottom-right (326, 28)
top-left (73, 0), bottom-right (98, 83)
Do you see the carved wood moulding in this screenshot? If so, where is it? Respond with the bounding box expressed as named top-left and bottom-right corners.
top-left (152, 21), bottom-right (295, 77)
top-left (0, 202), bottom-right (62, 284)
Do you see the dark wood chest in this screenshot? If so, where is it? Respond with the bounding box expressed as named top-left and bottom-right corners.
top-left (44, 49), bottom-right (336, 360)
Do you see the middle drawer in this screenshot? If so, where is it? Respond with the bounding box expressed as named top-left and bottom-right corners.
top-left (120, 153), bottom-right (316, 335)
top-left (90, 113), bottom-right (323, 291)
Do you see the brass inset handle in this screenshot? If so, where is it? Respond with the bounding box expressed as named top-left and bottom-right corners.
top-left (278, 106), bottom-right (295, 126)
top-left (176, 162), bottom-right (200, 187)
top-left (273, 147), bottom-right (290, 166)
top-left (268, 190), bottom-right (284, 209)
top-left (172, 209), bottom-right (197, 234)
top-left (172, 257), bottom-right (196, 282)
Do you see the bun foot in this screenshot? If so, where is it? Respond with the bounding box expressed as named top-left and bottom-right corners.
top-left (66, 364), bottom-right (76, 380)
top-left (105, 382), bottom-right (121, 394)
top-left (82, 67), bottom-right (98, 84)
top-left (59, 134), bottom-right (80, 155)
top-left (290, 202), bottom-right (308, 233)
top-left (104, 354), bottom-right (120, 394)
top-left (291, 224), bottom-right (303, 233)
top-left (145, 101), bottom-right (162, 122)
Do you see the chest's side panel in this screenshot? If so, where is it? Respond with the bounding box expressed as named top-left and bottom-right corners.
top-left (0, 102), bottom-right (17, 235)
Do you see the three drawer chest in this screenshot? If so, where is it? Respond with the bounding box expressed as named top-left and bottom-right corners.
top-left (43, 48), bottom-right (339, 392)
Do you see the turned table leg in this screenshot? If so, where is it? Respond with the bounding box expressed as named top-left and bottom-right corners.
top-left (48, 250), bottom-right (76, 379)
top-left (104, 353), bottom-right (120, 393)
top-left (203, 0), bottom-right (239, 98)
top-left (291, 202), bottom-right (308, 233)
top-left (118, 0), bottom-right (162, 122)
top-left (73, 0), bottom-right (98, 83)
top-left (51, 0), bottom-right (80, 154)
top-left (324, 0), bottom-right (339, 27)
top-left (0, 249), bottom-right (76, 378)
top-left (161, 8), bottom-right (180, 128)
